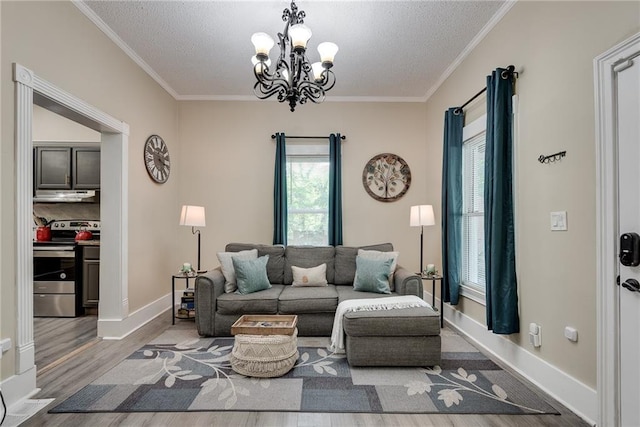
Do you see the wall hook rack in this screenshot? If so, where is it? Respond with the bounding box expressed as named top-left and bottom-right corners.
top-left (538, 151), bottom-right (566, 164)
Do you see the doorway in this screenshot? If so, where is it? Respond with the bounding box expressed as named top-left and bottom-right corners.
top-left (595, 32), bottom-right (640, 427)
top-left (12, 63), bottom-right (129, 392)
top-left (32, 106), bottom-right (102, 371)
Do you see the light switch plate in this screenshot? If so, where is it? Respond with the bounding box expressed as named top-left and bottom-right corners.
top-left (550, 211), bottom-right (567, 231)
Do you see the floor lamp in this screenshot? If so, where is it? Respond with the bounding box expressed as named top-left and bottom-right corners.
top-left (410, 205), bottom-right (435, 275)
top-left (180, 205), bottom-right (206, 272)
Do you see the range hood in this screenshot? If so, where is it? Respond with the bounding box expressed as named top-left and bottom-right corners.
top-left (33, 190), bottom-right (96, 203)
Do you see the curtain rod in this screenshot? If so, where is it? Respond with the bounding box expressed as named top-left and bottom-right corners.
top-left (271, 134), bottom-right (346, 140)
top-left (454, 65), bottom-right (518, 115)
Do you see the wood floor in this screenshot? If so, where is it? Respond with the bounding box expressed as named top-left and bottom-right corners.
top-left (25, 311), bottom-right (590, 426)
top-left (34, 315), bottom-right (98, 371)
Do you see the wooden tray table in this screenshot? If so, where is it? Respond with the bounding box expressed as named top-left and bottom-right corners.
top-left (231, 314), bottom-right (298, 336)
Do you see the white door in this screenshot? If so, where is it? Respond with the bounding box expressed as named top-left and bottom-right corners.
top-left (617, 55), bottom-right (640, 427)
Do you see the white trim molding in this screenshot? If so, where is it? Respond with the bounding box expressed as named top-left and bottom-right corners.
top-left (98, 294), bottom-right (171, 340)
top-left (443, 303), bottom-right (597, 425)
top-left (594, 31), bottom-right (640, 427)
top-left (0, 367), bottom-right (38, 408)
top-left (12, 63), bottom-right (130, 405)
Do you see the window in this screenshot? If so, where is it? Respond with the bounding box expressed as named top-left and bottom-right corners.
top-left (286, 144), bottom-right (330, 245)
top-left (461, 115), bottom-right (487, 302)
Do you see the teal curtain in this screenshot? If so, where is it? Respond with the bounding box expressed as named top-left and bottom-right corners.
top-left (328, 133), bottom-right (343, 246)
top-left (442, 108), bottom-right (464, 305)
top-left (485, 68), bottom-right (519, 334)
top-left (273, 132), bottom-right (287, 245)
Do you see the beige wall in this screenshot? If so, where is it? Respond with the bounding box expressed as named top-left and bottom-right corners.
top-left (424, 1), bottom-right (639, 388)
top-left (177, 101), bottom-right (430, 273)
top-left (33, 105), bottom-right (101, 142)
top-left (1, 1), bottom-right (179, 380)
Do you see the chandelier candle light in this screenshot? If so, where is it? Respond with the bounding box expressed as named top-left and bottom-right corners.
top-left (410, 205), bottom-right (435, 276)
top-left (180, 205), bottom-right (206, 273)
top-left (251, 1), bottom-right (338, 112)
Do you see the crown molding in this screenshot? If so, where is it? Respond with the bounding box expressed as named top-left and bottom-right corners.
top-left (423, 0), bottom-right (518, 102)
top-left (175, 94), bottom-right (427, 103)
top-left (72, 0), bottom-right (180, 100)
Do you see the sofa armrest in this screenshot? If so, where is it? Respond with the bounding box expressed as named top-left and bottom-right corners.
top-left (195, 267), bottom-right (225, 337)
top-left (394, 266), bottom-right (424, 299)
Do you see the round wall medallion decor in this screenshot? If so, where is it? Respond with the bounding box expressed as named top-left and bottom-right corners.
top-left (144, 135), bottom-right (171, 183)
top-left (362, 153), bottom-right (411, 202)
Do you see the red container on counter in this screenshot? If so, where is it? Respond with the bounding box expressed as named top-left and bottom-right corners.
top-left (36, 226), bottom-right (52, 241)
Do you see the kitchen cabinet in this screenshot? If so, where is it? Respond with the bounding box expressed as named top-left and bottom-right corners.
top-left (82, 246), bottom-right (100, 308)
top-left (35, 146), bottom-right (100, 190)
top-left (35, 147), bottom-right (72, 189)
top-left (73, 148), bottom-right (100, 189)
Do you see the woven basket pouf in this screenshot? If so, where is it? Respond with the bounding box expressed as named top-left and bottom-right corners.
top-left (230, 328), bottom-right (299, 378)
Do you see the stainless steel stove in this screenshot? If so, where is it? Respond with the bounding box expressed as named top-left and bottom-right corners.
top-left (33, 220), bottom-right (100, 317)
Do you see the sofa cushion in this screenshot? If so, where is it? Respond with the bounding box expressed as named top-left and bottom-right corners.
top-left (217, 249), bottom-right (258, 293)
top-left (334, 243), bottom-right (394, 285)
top-left (358, 249), bottom-right (399, 291)
top-left (278, 285), bottom-right (339, 314)
top-left (291, 263), bottom-right (328, 287)
top-left (284, 246), bottom-right (335, 285)
top-left (216, 284), bottom-right (284, 315)
top-left (233, 255), bottom-right (271, 295)
top-left (337, 286), bottom-right (399, 303)
top-left (343, 307), bottom-right (441, 337)
top-left (225, 243), bottom-right (286, 284)
top-left (353, 256), bottom-right (393, 294)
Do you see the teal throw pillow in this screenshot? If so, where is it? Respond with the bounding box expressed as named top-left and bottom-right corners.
top-left (232, 255), bottom-right (272, 295)
top-left (353, 256), bottom-right (393, 294)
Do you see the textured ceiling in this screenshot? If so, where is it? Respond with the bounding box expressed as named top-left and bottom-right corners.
top-left (80, 1), bottom-right (508, 101)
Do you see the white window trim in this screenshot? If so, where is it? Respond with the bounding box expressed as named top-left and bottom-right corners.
top-left (459, 95), bottom-right (519, 306)
top-left (461, 114), bottom-right (487, 305)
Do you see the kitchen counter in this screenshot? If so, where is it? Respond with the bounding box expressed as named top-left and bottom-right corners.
top-left (76, 240), bottom-right (100, 246)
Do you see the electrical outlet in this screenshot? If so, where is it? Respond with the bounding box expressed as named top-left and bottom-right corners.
top-left (564, 326), bottom-right (578, 342)
top-left (0, 338), bottom-right (11, 359)
top-left (529, 323), bottom-right (541, 347)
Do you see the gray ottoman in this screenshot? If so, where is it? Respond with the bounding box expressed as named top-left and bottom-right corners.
top-left (343, 306), bottom-right (441, 367)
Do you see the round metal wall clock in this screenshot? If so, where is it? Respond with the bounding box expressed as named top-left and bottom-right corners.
top-left (144, 135), bottom-right (170, 183)
top-left (362, 153), bottom-right (411, 202)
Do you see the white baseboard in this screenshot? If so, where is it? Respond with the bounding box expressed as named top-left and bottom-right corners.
top-left (0, 366), bottom-right (38, 407)
top-left (97, 293), bottom-right (171, 340)
top-left (442, 302), bottom-right (597, 426)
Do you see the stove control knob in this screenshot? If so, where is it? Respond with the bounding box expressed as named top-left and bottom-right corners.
top-left (60, 223), bottom-right (65, 228)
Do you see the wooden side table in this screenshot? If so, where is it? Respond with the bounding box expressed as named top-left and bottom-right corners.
top-left (171, 273), bottom-right (197, 325)
top-left (419, 274), bottom-right (444, 328)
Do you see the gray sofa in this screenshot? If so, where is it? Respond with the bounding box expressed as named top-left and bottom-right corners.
top-left (195, 242), bottom-right (424, 337)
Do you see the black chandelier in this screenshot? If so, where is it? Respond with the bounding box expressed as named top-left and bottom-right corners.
top-left (251, 1), bottom-right (338, 112)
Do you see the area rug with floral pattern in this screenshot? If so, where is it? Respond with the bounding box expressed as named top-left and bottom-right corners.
top-left (50, 328), bottom-right (560, 415)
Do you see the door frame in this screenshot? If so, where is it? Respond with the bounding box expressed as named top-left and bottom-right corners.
top-left (595, 32), bottom-right (640, 427)
top-left (12, 63), bottom-right (129, 385)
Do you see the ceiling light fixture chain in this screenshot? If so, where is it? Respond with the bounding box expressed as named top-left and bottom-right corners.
top-left (251, 1), bottom-right (338, 112)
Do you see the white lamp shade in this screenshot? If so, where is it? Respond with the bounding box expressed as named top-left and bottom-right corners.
top-left (251, 32), bottom-right (275, 56)
top-left (317, 42), bottom-right (338, 64)
top-left (311, 62), bottom-right (324, 81)
top-left (180, 205), bottom-right (206, 227)
top-left (289, 24), bottom-right (312, 49)
top-left (410, 205), bottom-right (435, 227)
